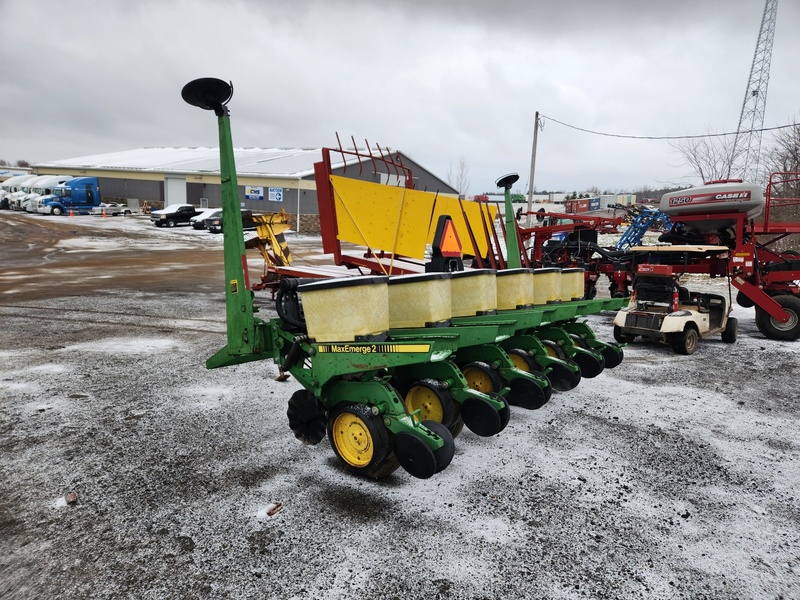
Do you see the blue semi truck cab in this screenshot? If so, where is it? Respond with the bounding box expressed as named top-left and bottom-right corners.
top-left (39, 177), bottom-right (101, 215)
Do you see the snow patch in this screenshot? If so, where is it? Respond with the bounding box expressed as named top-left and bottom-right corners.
top-left (60, 337), bottom-right (182, 354)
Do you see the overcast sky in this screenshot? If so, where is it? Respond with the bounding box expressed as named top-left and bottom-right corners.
top-left (2, 0), bottom-right (798, 194)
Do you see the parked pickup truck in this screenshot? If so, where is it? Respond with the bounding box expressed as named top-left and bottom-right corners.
top-left (150, 203), bottom-right (201, 227)
top-left (206, 209), bottom-right (259, 234)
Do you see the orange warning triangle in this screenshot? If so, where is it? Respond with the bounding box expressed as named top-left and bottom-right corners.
top-left (438, 218), bottom-right (462, 257)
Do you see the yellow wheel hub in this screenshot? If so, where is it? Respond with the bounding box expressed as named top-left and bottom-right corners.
top-left (405, 385), bottom-right (444, 423)
top-left (544, 345), bottom-right (558, 358)
top-left (331, 412), bottom-right (373, 467)
top-left (462, 366), bottom-right (493, 393)
top-left (508, 353), bottom-right (531, 372)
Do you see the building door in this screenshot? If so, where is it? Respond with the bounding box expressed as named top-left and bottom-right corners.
top-left (164, 177), bottom-right (187, 206)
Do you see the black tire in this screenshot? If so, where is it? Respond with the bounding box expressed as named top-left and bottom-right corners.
top-left (421, 420), bottom-right (455, 474)
top-left (327, 403), bottom-right (397, 478)
top-left (51, 206), bottom-right (63, 216)
top-left (448, 415), bottom-right (465, 438)
top-left (673, 326), bottom-right (699, 355)
top-left (460, 395), bottom-right (503, 437)
top-left (755, 295), bottom-right (800, 341)
top-left (584, 285), bottom-right (597, 300)
top-left (460, 361), bottom-right (502, 395)
top-left (721, 317), bottom-right (738, 344)
top-left (167, 219), bottom-right (176, 227)
top-left (544, 361), bottom-right (581, 392)
top-left (506, 376), bottom-right (549, 410)
top-left (496, 395), bottom-right (511, 432)
top-left (600, 344), bottom-right (624, 368)
top-left (736, 290), bottom-right (755, 308)
top-left (613, 325), bottom-right (636, 344)
top-left (393, 431), bottom-right (437, 479)
top-left (572, 351), bottom-right (605, 378)
top-left (286, 390), bottom-right (327, 445)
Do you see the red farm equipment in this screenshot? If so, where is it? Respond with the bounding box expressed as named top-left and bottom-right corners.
top-left (654, 173), bottom-right (800, 340)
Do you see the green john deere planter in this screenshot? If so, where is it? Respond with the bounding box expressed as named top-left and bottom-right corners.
top-left (188, 78), bottom-right (625, 480)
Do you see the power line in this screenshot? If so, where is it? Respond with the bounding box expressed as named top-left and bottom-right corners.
top-left (539, 114), bottom-right (796, 141)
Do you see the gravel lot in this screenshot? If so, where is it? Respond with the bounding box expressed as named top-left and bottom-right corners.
top-left (1, 211), bottom-right (798, 599)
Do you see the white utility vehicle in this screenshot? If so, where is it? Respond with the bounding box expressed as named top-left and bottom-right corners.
top-left (613, 257), bottom-right (737, 355)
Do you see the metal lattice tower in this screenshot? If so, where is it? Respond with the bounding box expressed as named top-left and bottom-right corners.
top-left (730, 0), bottom-right (779, 183)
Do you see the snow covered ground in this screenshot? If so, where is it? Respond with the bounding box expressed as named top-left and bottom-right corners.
top-left (1, 212), bottom-right (798, 599)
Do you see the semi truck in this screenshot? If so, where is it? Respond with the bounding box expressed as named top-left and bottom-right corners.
top-left (38, 177), bottom-right (101, 215)
top-left (22, 175), bottom-right (75, 212)
top-left (5, 175), bottom-right (55, 210)
top-left (0, 174), bottom-right (39, 209)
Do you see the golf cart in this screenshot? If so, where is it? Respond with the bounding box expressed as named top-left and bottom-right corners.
top-left (613, 259), bottom-right (737, 355)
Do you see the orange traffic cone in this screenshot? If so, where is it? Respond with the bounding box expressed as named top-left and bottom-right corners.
top-left (103, 210), bottom-right (107, 219)
top-left (69, 209), bottom-right (74, 217)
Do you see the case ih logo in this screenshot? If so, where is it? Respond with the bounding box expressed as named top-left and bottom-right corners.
top-left (715, 191), bottom-right (750, 200)
top-left (669, 196), bottom-right (692, 205)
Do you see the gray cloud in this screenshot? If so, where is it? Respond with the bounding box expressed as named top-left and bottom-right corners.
top-left (1, 0), bottom-right (797, 193)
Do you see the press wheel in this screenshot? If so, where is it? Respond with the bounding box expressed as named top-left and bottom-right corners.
top-left (422, 420), bottom-right (455, 473)
top-left (394, 431), bottom-right (437, 479)
top-left (460, 395), bottom-right (503, 437)
top-left (507, 377), bottom-right (549, 410)
top-left (496, 394), bottom-right (511, 432)
top-left (600, 344), bottom-right (624, 369)
top-left (572, 351), bottom-right (605, 378)
top-left (545, 361), bottom-right (581, 392)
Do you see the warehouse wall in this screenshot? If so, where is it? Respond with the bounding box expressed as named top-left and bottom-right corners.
top-left (99, 178), bottom-right (163, 203)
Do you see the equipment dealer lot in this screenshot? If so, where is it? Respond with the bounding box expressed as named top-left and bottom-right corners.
top-left (1, 212), bottom-right (798, 599)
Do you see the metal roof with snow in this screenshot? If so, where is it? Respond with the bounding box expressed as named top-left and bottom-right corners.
top-left (34, 147), bottom-right (337, 178)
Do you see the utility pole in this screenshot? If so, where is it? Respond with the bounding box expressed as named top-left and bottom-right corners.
top-left (526, 111), bottom-right (542, 226)
top-left (729, 0), bottom-right (779, 183)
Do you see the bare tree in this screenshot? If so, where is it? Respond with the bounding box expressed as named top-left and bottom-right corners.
top-left (669, 131), bottom-right (741, 184)
top-left (446, 155), bottom-right (470, 196)
top-left (753, 121), bottom-right (799, 252)
top-left (15, 160), bottom-right (30, 168)
top-left (763, 121), bottom-right (800, 179)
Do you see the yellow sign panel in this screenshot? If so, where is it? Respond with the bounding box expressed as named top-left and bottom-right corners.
top-left (329, 176), bottom-right (496, 260)
top-left (428, 197), bottom-right (496, 258)
top-left (317, 343), bottom-right (432, 354)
